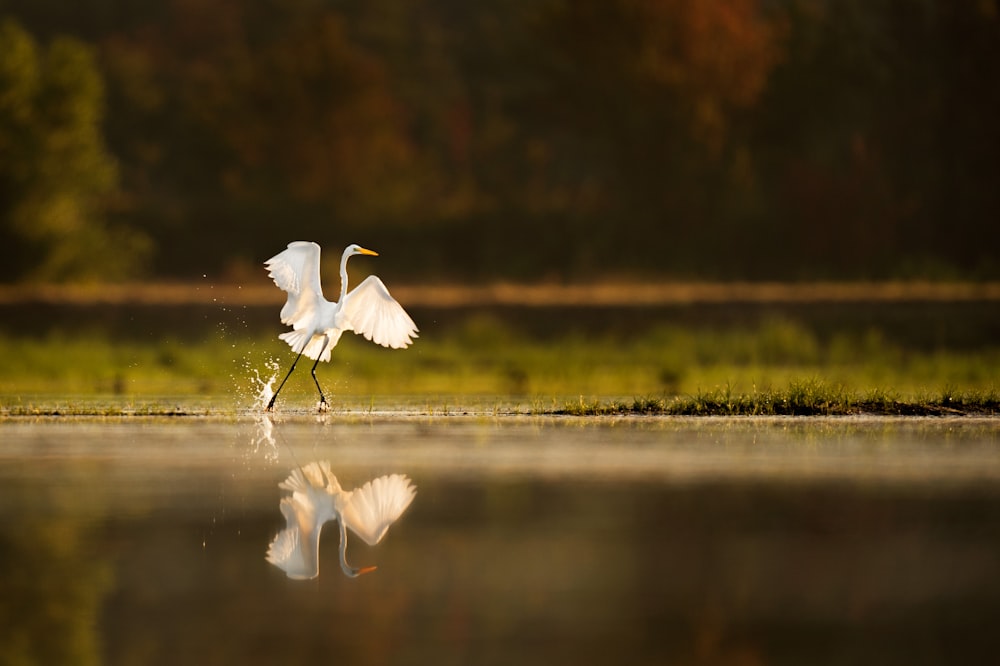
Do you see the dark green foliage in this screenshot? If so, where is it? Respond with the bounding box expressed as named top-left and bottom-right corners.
top-left (1, 2), bottom-right (999, 282)
top-left (0, 18), bottom-right (149, 282)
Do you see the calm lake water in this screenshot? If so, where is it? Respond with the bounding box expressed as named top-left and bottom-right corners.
top-left (2, 415), bottom-right (999, 665)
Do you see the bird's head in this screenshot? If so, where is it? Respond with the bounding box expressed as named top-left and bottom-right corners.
top-left (343, 563), bottom-right (378, 578)
top-left (346, 244), bottom-right (379, 258)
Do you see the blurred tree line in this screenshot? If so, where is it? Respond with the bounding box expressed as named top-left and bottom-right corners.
top-left (0, 0), bottom-right (998, 283)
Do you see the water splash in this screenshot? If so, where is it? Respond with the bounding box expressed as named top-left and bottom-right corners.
top-left (250, 360), bottom-right (280, 411)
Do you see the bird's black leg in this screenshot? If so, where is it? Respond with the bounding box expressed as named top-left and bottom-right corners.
top-left (311, 336), bottom-right (331, 412)
top-left (310, 357), bottom-right (328, 411)
top-left (266, 351), bottom-right (304, 411)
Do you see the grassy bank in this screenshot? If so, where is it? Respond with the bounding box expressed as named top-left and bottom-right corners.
top-left (560, 383), bottom-right (1000, 417)
top-left (0, 310), bottom-right (997, 416)
top-left (3, 385), bottom-right (998, 418)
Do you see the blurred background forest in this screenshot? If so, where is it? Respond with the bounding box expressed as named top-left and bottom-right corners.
top-left (1, 0), bottom-right (998, 285)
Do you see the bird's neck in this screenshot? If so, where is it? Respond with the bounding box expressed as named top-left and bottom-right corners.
top-left (337, 519), bottom-right (358, 577)
top-left (339, 253), bottom-right (351, 302)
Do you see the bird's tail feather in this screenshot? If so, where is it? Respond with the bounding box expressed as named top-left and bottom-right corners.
top-left (278, 467), bottom-right (311, 494)
top-left (279, 461), bottom-right (340, 494)
top-left (278, 329), bottom-right (310, 354)
top-left (278, 330), bottom-right (336, 361)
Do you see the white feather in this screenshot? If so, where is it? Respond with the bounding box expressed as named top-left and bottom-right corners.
top-left (339, 474), bottom-right (417, 545)
top-left (265, 241), bottom-right (325, 330)
top-left (341, 276), bottom-right (419, 349)
top-left (266, 496), bottom-right (324, 579)
top-left (265, 462), bottom-right (416, 579)
top-left (263, 241), bottom-right (418, 367)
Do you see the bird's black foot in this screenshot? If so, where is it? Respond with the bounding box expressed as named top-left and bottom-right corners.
top-left (317, 398), bottom-right (329, 413)
top-left (265, 396), bottom-right (277, 412)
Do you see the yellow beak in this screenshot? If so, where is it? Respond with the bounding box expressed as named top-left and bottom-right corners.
top-left (358, 247), bottom-right (379, 257)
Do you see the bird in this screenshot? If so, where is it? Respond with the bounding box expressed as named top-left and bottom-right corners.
top-left (263, 241), bottom-right (418, 412)
top-left (265, 461), bottom-right (417, 579)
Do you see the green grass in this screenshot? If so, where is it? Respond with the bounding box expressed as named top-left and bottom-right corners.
top-left (558, 382), bottom-right (1000, 416)
top-left (1, 314), bottom-right (998, 416)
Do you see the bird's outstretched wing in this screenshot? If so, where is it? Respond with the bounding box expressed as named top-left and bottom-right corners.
top-left (266, 497), bottom-right (323, 579)
top-left (340, 474), bottom-right (416, 546)
top-left (340, 275), bottom-right (418, 349)
top-left (266, 524), bottom-right (307, 576)
top-left (265, 241), bottom-right (325, 330)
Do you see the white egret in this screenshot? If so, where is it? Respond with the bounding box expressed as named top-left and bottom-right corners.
top-left (265, 461), bottom-right (416, 579)
top-left (264, 241), bottom-right (418, 411)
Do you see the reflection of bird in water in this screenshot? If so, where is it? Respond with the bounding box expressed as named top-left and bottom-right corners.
top-left (264, 241), bottom-right (418, 412)
top-left (266, 461), bottom-right (416, 579)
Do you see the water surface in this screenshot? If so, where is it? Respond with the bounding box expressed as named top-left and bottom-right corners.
top-left (1, 416), bottom-right (999, 664)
